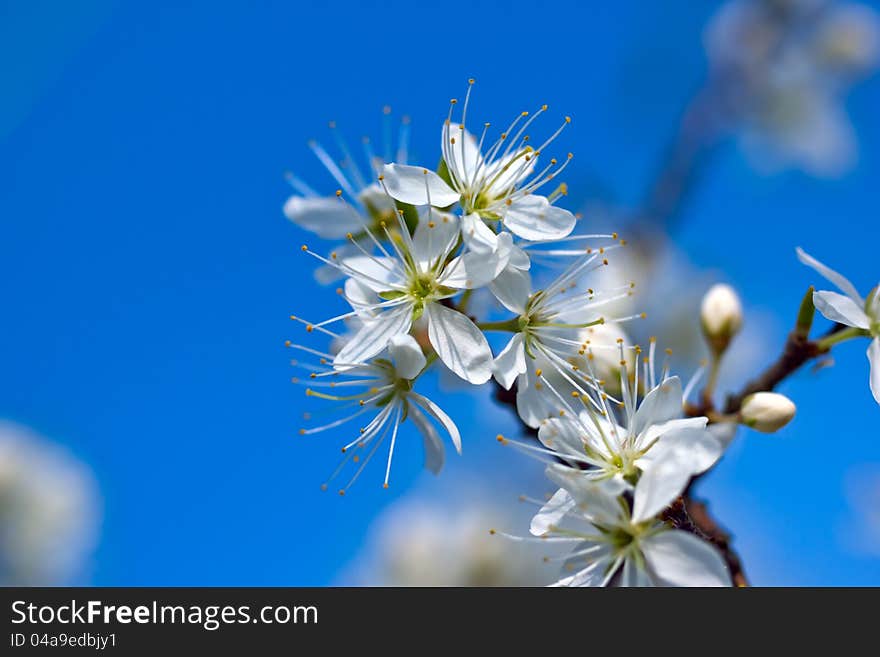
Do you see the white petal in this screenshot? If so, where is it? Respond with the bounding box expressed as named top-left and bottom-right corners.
top-left (343, 277), bottom-right (380, 318)
top-left (333, 305), bottom-right (412, 367)
top-left (339, 255), bottom-right (404, 292)
top-left (515, 371), bottom-right (551, 429)
top-left (490, 266), bottom-right (531, 314)
top-left (553, 546), bottom-right (616, 587)
top-left (492, 333), bottom-right (527, 390)
top-left (868, 338), bottom-right (880, 405)
top-left (796, 247), bottom-right (863, 305)
top-left (619, 557), bottom-right (654, 587)
top-left (412, 209), bottom-right (459, 269)
top-left (537, 417), bottom-right (587, 462)
top-left (459, 212), bottom-right (498, 254)
top-left (425, 303), bottom-right (493, 384)
top-left (544, 464), bottom-right (627, 526)
top-left (408, 403), bottom-right (445, 474)
top-left (441, 123), bottom-right (483, 185)
top-left (284, 196), bottom-right (364, 239)
top-left (638, 416), bottom-right (708, 450)
top-left (502, 195), bottom-right (576, 241)
top-left (632, 450), bottom-right (691, 523)
top-left (639, 426), bottom-right (723, 476)
top-left (813, 290), bottom-right (870, 329)
top-left (530, 488), bottom-right (575, 536)
top-left (507, 243), bottom-right (531, 271)
top-left (381, 163), bottom-right (459, 207)
top-left (440, 248), bottom-right (508, 290)
top-left (388, 333), bottom-right (427, 380)
top-left (410, 391), bottom-right (462, 454)
top-left (642, 530), bottom-right (732, 587)
top-left (632, 376), bottom-right (684, 437)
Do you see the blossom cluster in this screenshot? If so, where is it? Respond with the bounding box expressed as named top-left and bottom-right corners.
top-left (283, 82), bottom-right (876, 587)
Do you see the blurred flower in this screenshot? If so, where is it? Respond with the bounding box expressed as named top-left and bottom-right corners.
top-left (797, 246), bottom-right (879, 403)
top-left (523, 464), bottom-right (731, 586)
top-left (293, 334), bottom-right (460, 492)
top-left (342, 484), bottom-right (556, 586)
top-left (705, 0), bottom-right (880, 176)
top-left (0, 422), bottom-right (98, 585)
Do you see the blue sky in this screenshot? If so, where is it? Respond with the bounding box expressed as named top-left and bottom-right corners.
top-left (2, 0), bottom-right (879, 585)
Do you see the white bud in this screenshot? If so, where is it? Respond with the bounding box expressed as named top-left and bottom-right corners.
top-left (700, 284), bottom-right (743, 355)
top-left (740, 392), bottom-right (796, 433)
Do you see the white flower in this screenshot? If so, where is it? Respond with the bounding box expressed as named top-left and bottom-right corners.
top-left (380, 80), bottom-right (577, 249)
top-left (284, 111), bottom-right (411, 282)
top-left (293, 334), bottom-right (460, 492)
top-left (521, 465), bottom-right (731, 587)
top-left (511, 342), bottom-right (723, 523)
top-left (489, 251), bottom-right (640, 428)
top-left (740, 392), bottom-right (797, 433)
top-left (797, 246), bottom-right (879, 403)
top-left (301, 208), bottom-right (507, 384)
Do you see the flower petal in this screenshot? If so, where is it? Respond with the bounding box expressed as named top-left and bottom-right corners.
top-left (388, 333), bottom-right (427, 380)
top-left (639, 426), bottom-right (723, 476)
top-left (813, 290), bottom-right (870, 328)
top-left (529, 488), bottom-right (575, 536)
top-left (410, 391), bottom-right (462, 454)
top-left (381, 163), bottom-right (459, 207)
top-left (460, 212), bottom-right (499, 254)
top-left (796, 247), bottom-right (863, 305)
top-left (411, 209), bottom-right (459, 269)
top-left (440, 248), bottom-right (508, 290)
top-left (441, 123), bottom-right (483, 186)
top-left (339, 254), bottom-right (405, 292)
top-left (284, 196), bottom-right (365, 239)
top-left (492, 333), bottom-right (527, 390)
top-left (333, 304), bottom-right (412, 367)
top-left (868, 338), bottom-right (880, 405)
top-left (538, 417), bottom-right (588, 462)
top-left (619, 556), bottom-right (654, 587)
top-left (632, 450), bottom-right (691, 523)
top-left (551, 544), bottom-right (615, 587)
top-left (490, 266), bottom-right (532, 314)
top-left (632, 376), bottom-right (684, 437)
top-left (642, 530), bottom-right (732, 587)
top-left (425, 303), bottom-right (493, 384)
top-left (407, 403), bottom-right (445, 474)
top-left (502, 195), bottom-right (576, 241)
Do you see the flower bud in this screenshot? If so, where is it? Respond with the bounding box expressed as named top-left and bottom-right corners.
top-left (740, 392), bottom-right (796, 433)
top-left (700, 284), bottom-right (743, 356)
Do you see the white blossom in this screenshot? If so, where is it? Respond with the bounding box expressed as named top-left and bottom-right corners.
top-left (284, 111), bottom-right (411, 282)
top-left (0, 423), bottom-right (98, 585)
top-left (300, 207), bottom-right (507, 384)
top-left (519, 342), bottom-right (723, 524)
top-left (517, 465), bottom-right (731, 587)
top-left (293, 334), bottom-right (460, 492)
top-left (380, 80), bottom-right (577, 250)
top-left (797, 246), bottom-right (880, 403)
